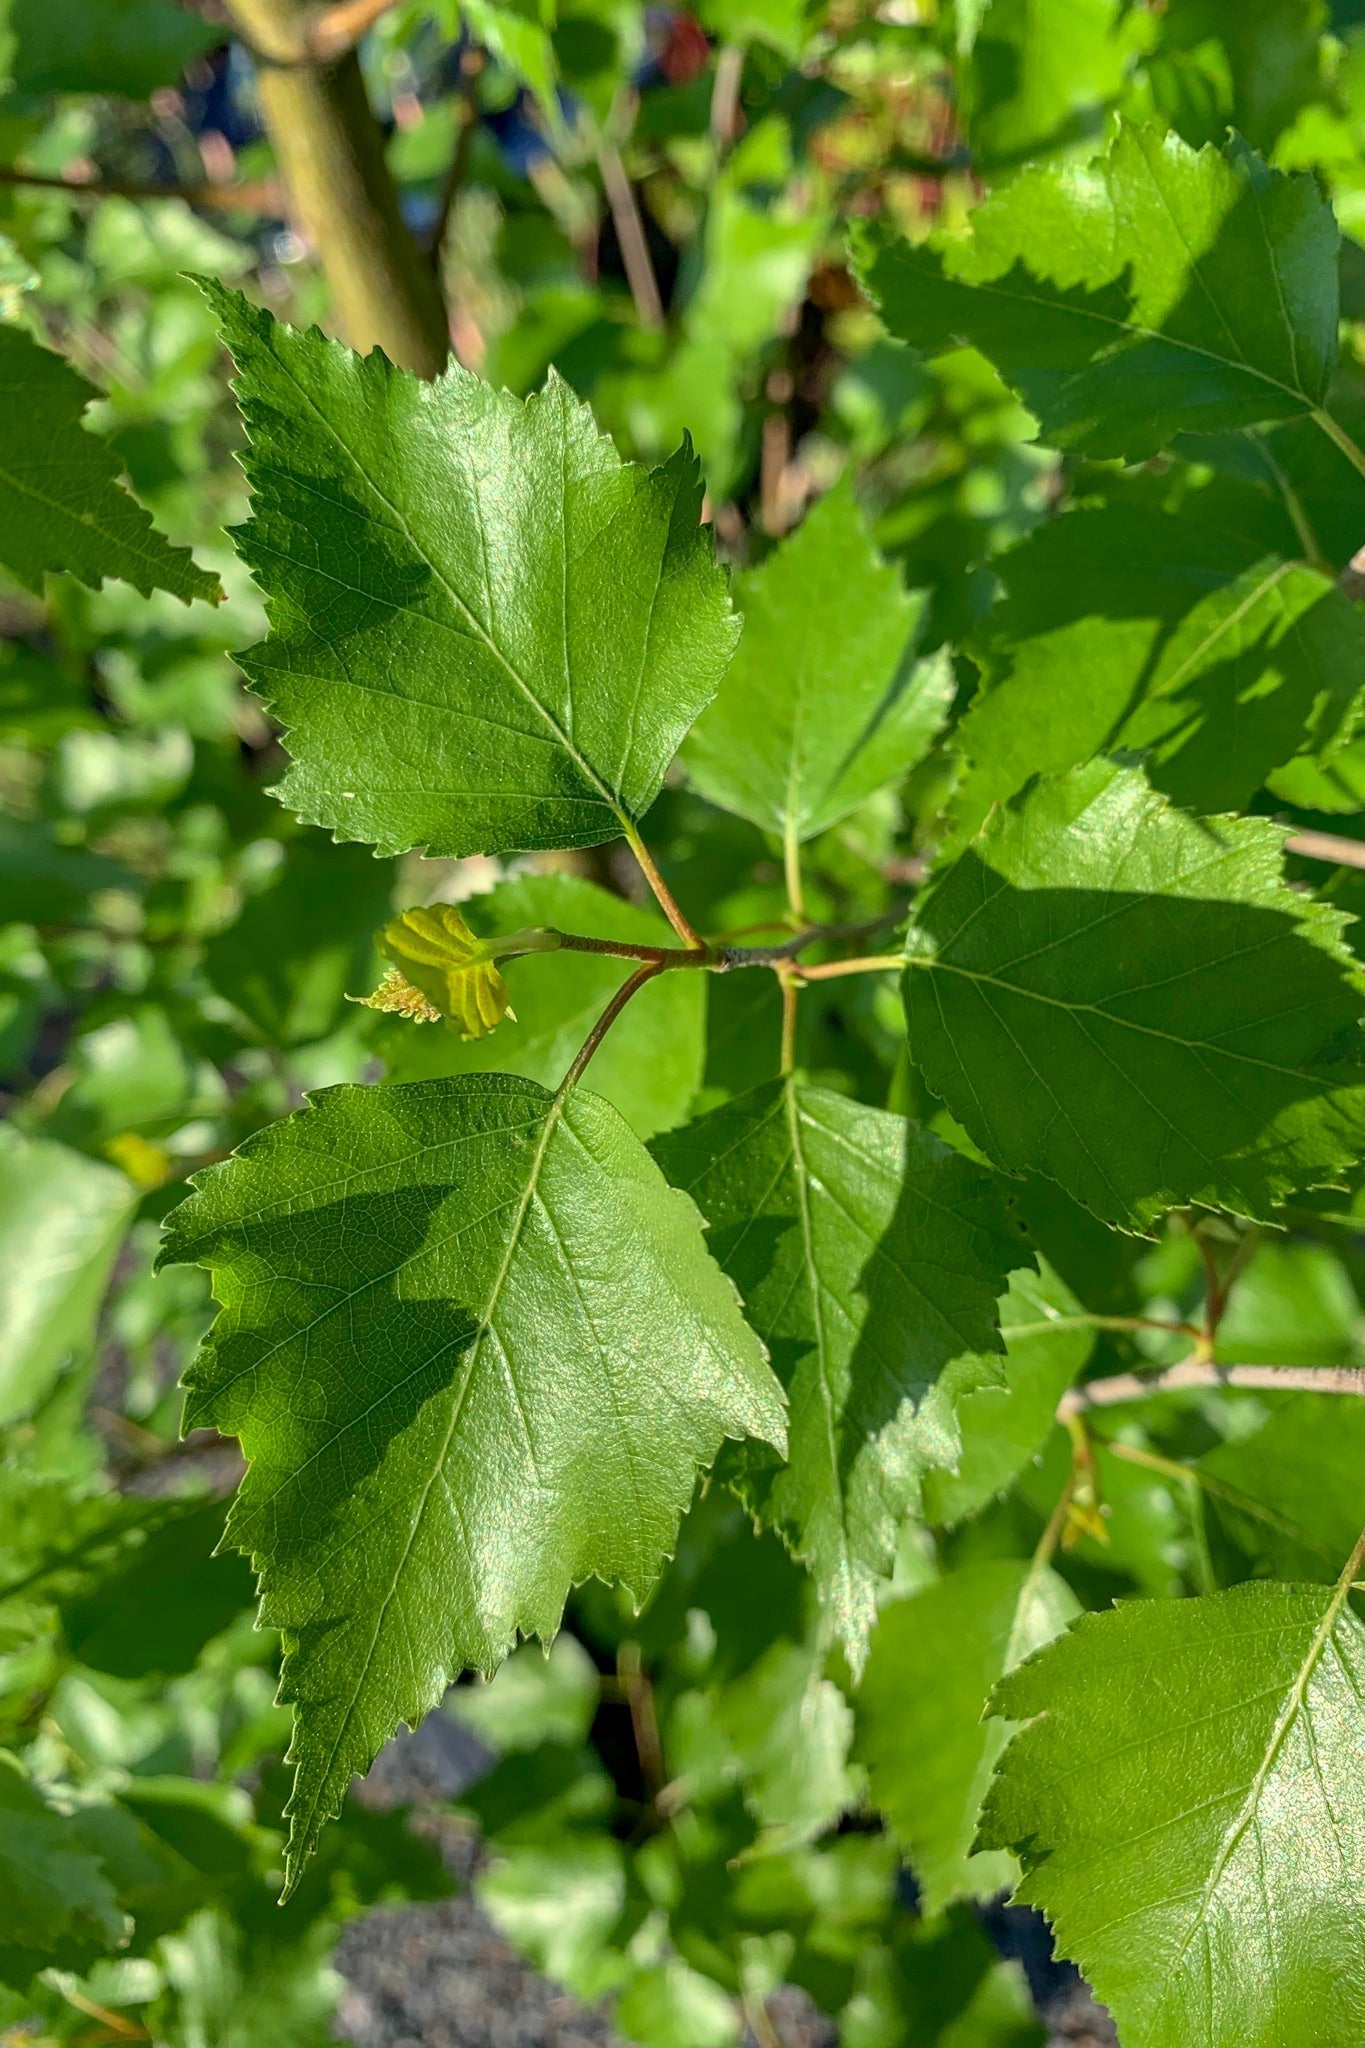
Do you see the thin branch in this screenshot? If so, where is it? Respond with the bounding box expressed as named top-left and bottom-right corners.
top-left (1285, 828), bottom-right (1365, 871)
top-left (1059, 1357), bottom-right (1365, 1419)
top-left (793, 953), bottom-right (904, 981)
top-left (544, 908), bottom-right (907, 973)
top-left (0, 166), bottom-right (279, 210)
top-left (303, 0), bottom-right (400, 62)
top-left (1103, 1439), bottom-right (1338, 1559)
top-left (428, 54), bottom-right (482, 269)
top-left (623, 824), bottom-right (703, 948)
top-left (1312, 407), bottom-right (1365, 485)
top-left (616, 1641), bottom-right (666, 1796)
top-left (557, 962), bottom-right (662, 1094)
top-left (710, 42), bottom-right (745, 147)
top-left (1006, 1311), bottom-right (1203, 1343)
top-left (596, 100), bottom-right (663, 331)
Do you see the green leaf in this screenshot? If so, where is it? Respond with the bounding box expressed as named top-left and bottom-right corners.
top-left (0, 813), bottom-right (133, 927)
top-left (160, 1075), bottom-right (784, 1888)
top-left (856, 1559), bottom-right (1078, 1912)
top-left (903, 760), bottom-right (1365, 1231)
top-left (60, 1498), bottom-right (255, 1678)
top-left (1152, 0), bottom-right (1328, 152)
top-left (653, 1078), bottom-right (1022, 1664)
top-left (0, 1130), bottom-right (135, 1426)
top-left (1198, 1393), bottom-right (1365, 1582)
top-left (374, 873), bottom-right (707, 1140)
top-left (0, 0), bottom-right (218, 98)
top-left (844, 1905), bottom-right (1044, 2048)
top-left (683, 477), bottom-right (952, 844)
top-left (205, 839), bottom-right (396, 1049)
top-left (448, 1632), bottom-right (601, 1754)
top-left (980, 1573), bottom-right (1365, 2048)
top-left (856, 122), bottom-right (1340, 461)
top-left (952, 502), bottom-right (1365, 843)
top-left (0, 324), bottom-right (220, 603)
top-left (958, 0), bottom-right (1141, 170)
top-left (921, 1260), bottom-right (1093, 1527)
top-left (0, 1750), bottom-right (126, 1989)
top-left (206, 284), bottom-right (738, 859)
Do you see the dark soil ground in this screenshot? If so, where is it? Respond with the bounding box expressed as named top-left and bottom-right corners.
top-left (336, 1712), bottom-right (1119, 2048)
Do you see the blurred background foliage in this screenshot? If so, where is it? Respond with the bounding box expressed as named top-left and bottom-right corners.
top-left (7, 0), bottom-right (1365, 2043)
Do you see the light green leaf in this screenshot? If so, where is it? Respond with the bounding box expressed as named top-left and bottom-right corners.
top-left (856, 1559), bottom-right (1077, 1913)
top-left (952, 502), bottom-right (1365, 844)
top-left (684, 477), bottom-right (952, 845)
top-left (0, 0), bottom-right (218, 98)
top-left (903, 760), bottom-right (1365, 1231)
top-left (1198, 1393), bottom-right (1365, 1583)
top-left (980, 1573), bottom-right (1365, 2048)
top-left (360, 902), bottom-right (523, 1039)
top-left (667, 1634), bottom-right (859, 1847)
top-left (0, 324), bottom-right (221, 603)
top-left (374, 873), bottom-right (706, 1139)
top-left (921, 1260), bottom-right (1093, 1527)
top-left (856, 122), bottom-right (1340, 461)
top-left (206, 284), bottom-right (738, 859)
top-left (653, 1079), bottom-right (1022, 1665)
top-left (160, 1075), bottom-right (783, 1888)
top-left (958, 0), bottom-right (1142, 170)
top-left (0, 1130), bottom-right (135, 1426)
top-left (448, 1633), bottom-right (601, 1755)
top-left (0, 1750), bottom-right (126, 1990)
top-left (205, 839), bottom-right (396, 1048)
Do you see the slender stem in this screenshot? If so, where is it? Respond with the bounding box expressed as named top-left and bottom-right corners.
top-left (783, 819), bottom-right (806, 925)
top-left (557, 962), bottom-right (662, 1095)
top-left (1312, 407), bottom-right (1365, 484)
top-left (554, 931), bottom-right (698, 966)
top-left (428, 59), bottom-right (481, 270)
top-left (1059, 1356), bottom-right (1365, 1419)
top-left (1285, 828), bottom-right (1365, 872)
top-left (597, 98), bottom-right (664, 331)
top-left (622, 824), bottom-right (704, 948)
top-left (779, 971), bottom-right (799, 1076)
top-left (617, 1641), bottom-right (666, 1795)
top-left (710, 42), bottom-right (745, 146)
top-left (1249, 429), bottom-right (1329, 574)
top-left (54, 1983), bottom-right (148, 2039)
top-left (542, 911), bottom-right (909, 973)
top-left (1030, 1466), bottom-right (1077, 1576)
top-left (1104, 1439), bottom-right (1337, 1557)
top-left (0, 166), bottom-right (279, 209)
top-left (1007, 1311), bottom-right (1203, 1342)
top-left (794, 953), bottom-right (903, 981)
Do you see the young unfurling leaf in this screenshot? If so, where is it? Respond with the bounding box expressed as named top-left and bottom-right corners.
top-left (353, 903), bottom-right (560, 1040)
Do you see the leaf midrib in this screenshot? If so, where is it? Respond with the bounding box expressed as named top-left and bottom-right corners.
top-left (908, 954), bottom-right (1351, 1089)
top-left (260, 340), bottom-right (628, 830)
top-left (285, 1088), bottom-right (568, 1879)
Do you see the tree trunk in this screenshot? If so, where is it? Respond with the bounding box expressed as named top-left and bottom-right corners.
top-left (227, 0), bottom-right (450, 378)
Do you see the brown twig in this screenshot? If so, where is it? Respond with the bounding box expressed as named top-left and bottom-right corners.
top-left (1059, 1357), bottom-right (1365, 1419)
top-left (301, 0), bottom-right (400, 62)
top-left (0, 166), bottom-right (280, 210)
top-left (1285, 828), bottom-right (1365, 870)
top-left (596, 98), bottom-right (663, 331)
